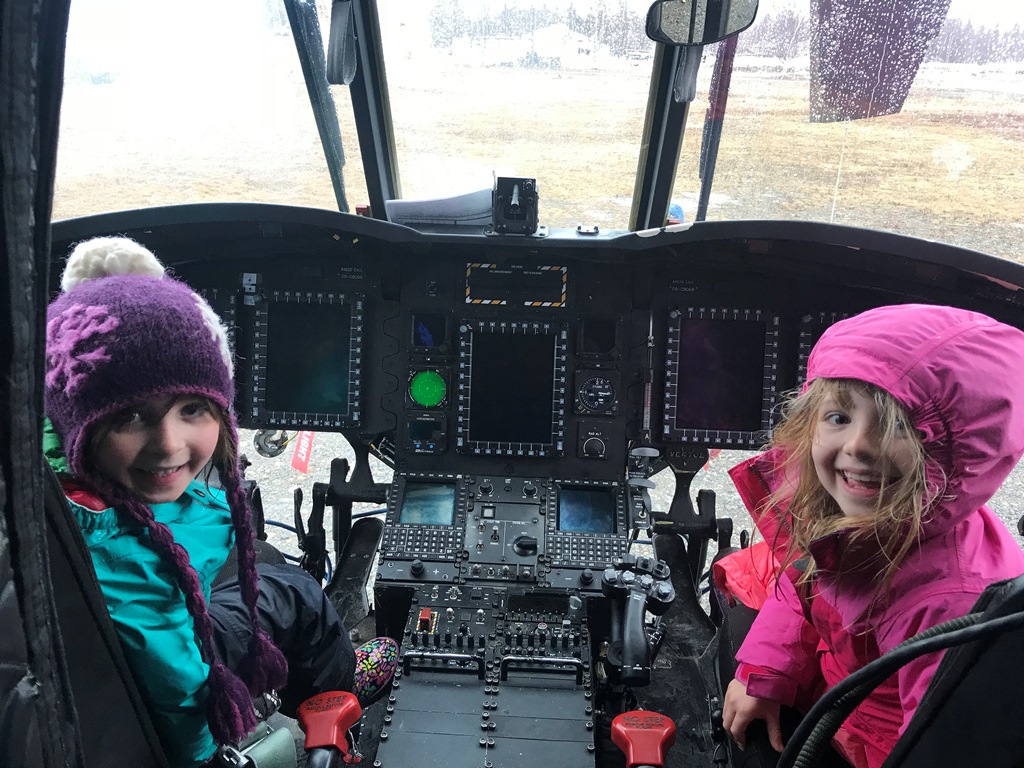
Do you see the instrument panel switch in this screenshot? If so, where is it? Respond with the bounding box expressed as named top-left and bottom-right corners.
top-left (418, 608), bottom-right (433, 632)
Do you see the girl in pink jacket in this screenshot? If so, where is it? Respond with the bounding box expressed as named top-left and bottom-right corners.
top-left (721, 304), bottom-right (1024, 768)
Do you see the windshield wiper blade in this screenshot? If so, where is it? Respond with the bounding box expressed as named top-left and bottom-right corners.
top-left (696, 34), bottom-right (738, 222)
top-left (284, 0), bottom-right (349, 213)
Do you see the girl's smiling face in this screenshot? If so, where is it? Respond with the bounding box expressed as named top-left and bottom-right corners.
top-left (93, 395), bottom-right (221, 503)
top-left (811, 387), bottom-right (917, 518)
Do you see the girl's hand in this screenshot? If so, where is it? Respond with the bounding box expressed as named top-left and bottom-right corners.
top-left (722, 678), bottom-right (784, 752)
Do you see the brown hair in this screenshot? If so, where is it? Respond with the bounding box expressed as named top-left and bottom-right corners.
top-left (769, 378), bottom-right (937, 589)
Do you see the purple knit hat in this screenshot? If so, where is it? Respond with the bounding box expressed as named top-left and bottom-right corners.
top-left (45, 237), bottom-right (287, 746)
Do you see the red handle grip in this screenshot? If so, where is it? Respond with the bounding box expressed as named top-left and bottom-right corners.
top-left (611, 710), bottom-right (676, 768)
top-left (297, 691), bottom-right (363, 759)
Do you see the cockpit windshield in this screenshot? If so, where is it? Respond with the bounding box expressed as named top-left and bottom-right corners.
top-left (372, 0), bottom-right (656, 230)
top-left (55, 0), bottom-right (1023, 261)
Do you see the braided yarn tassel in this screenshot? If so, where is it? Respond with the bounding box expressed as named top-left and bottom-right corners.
top-left (206, 661), bottom-right (259, 744)
top-left (221, 428), bottom-right (288, 695)
top-left (241, 629), bottom-right (289, 696)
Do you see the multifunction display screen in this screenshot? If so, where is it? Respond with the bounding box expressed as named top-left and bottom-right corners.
top-left (558, 487), bottom-right (617, 534)
top-left (252, 291), bottom-right (363, 428)
top-left (662, 308), bottom-right (778, 448)
top-left (456, 321), bottom-right (567, 457)
top-left (398, 482), bottom-right (457, 526)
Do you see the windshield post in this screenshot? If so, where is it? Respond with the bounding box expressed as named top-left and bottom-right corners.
top-left (344, 0), bottom-right (400, 219)
top-left (630, 43), bottom-right (695, 230)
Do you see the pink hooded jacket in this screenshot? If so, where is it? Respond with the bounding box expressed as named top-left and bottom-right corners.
top-left (728, 304), bottom-right (1024, 768)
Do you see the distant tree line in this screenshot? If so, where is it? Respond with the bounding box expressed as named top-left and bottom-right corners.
top-left (427, 3), bottom-right (1024, 64)
top-left (429, 0), bottom-right (650, 57)
top-left (736, 10), bottom-right (1024, 64)
top-left (735, 10), bottom-right (808, 59)
top-left (925, 19), bottom-right (1024, 64)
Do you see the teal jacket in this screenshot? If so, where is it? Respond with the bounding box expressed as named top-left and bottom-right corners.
top-left (45, 420), bottom-right (234, 767)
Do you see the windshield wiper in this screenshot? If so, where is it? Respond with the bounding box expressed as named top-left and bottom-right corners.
top-left (696, 35), bottom-right (738, 222)
top-left (284, 0), bottom-right (349, 213)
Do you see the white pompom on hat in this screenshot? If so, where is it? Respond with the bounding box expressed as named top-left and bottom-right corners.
top-left (60, 236), bottom-right (166, 292)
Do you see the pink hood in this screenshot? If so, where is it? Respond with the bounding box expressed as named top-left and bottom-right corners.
top-left (806, 303), bottom-right (1024, 539)
top-left (729, 305), bottom-right (1024, 766)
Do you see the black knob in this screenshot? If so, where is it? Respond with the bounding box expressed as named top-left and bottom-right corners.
top-left (410, 633), bottom-right (418, 646)
top-left (433, 634), bottom-right (441, 647)
top-left (580, 567), bottom-right (594, 585)
top-left (583, 437), bottom-right (606, 457)
top-left (444, 631), bottom-right (452, 645)
top-left (513, 535), bottom-right (538, 556)
top-left (523, 483), bottom-right (537, 497)
top-left (480, 482), bottom-right (493, 495)
top-left (411, 559), bottom-right (425, 577)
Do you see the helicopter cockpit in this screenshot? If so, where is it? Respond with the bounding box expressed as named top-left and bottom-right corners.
top-left (4, 1), bottom-right (1024, 768)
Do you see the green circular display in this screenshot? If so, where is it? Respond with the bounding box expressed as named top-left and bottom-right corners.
top-left (409, 370), bottom-right (447, 408)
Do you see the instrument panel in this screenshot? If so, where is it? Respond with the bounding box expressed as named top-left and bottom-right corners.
top-left (50, 205), bottom-right (1024, 559)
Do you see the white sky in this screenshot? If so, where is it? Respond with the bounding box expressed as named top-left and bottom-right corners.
top-left (69, 0), bottom-right (1024, 42)
top-left (948, 0), bottom-right (1024, 24)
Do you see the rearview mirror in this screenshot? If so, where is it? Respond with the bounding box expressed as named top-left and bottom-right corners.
top-left (646, 0), bottom-right (758, 47)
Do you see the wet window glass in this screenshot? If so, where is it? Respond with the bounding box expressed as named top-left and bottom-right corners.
top-left (375, 0), bottom-right (656, 231)
top-left (669, 0), bottom-right (1024, 262)
top-left (55, 0), bottom-right (368, 220)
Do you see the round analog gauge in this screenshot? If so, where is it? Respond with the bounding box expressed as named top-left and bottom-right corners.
top-left (409, 369), bottom-right (447, 408)
top-left (578, 375), bottom-right (615, 412)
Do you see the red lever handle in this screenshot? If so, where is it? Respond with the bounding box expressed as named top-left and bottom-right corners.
top-left (297, 691), bottom-right (363, 760)
top-left (611, 710), bottom-right (676, 768)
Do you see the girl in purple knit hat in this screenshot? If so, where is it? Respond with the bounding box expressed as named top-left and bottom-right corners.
top-left (43, 236), bottom-right (398, 767)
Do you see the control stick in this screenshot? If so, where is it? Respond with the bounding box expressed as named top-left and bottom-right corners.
top-left (297, 691), bottom-right (363, 766)
top-left (602, 555), bottom-right (675, 686)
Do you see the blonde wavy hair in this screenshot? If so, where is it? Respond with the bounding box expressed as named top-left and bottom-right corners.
top-left (769, 378), bottom-right (936, 589)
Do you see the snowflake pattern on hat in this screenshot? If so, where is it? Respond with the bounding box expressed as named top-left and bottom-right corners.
top-left (45, 303), bottom-right (120, 395)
